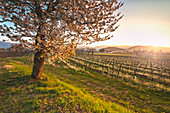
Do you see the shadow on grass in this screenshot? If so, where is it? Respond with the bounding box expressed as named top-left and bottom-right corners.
top-left (0, 67), bottom-right (56, 113)
top-left (0, 69), bottom-right (30, 90)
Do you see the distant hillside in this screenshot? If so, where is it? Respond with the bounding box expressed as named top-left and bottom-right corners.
top-left (74, 45), bottom-right (170, 53)
top-left (0, 41), bottom-right (11, 48)
top-left (127, 46), bottom-right (170, 52)
top-left (95, 45), bottom-right (132, 49)
top-left (128, 46), bottom-right (148, 51)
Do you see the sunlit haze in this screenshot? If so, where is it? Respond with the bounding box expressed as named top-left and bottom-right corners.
top-left (0, 0), bottom-right (170, 48)
top-left (89, 0), bottom-right (170, 47)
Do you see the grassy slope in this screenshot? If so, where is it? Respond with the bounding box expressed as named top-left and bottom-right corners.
top-left (0, 57), bottom-right (132, 113)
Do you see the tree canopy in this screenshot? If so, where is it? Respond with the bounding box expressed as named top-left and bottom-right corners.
top-left (0, 0), bottom-right (123, 79)
top-left (0, 0), bottom-right (123, 60)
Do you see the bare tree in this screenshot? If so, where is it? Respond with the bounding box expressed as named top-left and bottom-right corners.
top-left (0, 0), bottom-right (123, 79)
top-left (87, 47), bottom-right (96, 55)
top-left (76, 48), bottom-right (85, 54)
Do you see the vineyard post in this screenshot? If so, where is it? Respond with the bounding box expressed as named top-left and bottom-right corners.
top-left (107, 67), bottom-right (109, 74)
top-left (98, 63), bottom-right (100, 73)
top-left (142, 68), bottom-right (145, 76)
top-left (134, 67), bottom-right (137, 78)
top-left (150, 60), bottom-right (153, 74)
top-left (117, 64), bottom-right (122, 77)
top-left (157, 67), bottom-right (160, 74)
top-left (160, 69), bottom-right (162, 76)
top-left (104, 63), bottom-right (106, 73)
top-left (124, 65), bottom-right (127, 74)
top-left (78, 59), bottom-right (80, 66)
top-left (164, 67), bottom-right (166, 73)
top-left (112, 59), bottom-right (115, 74)
top-left (100, 63), bottom-right (102, 73)
top-left (129, 65), bottom-right (131, 74)
top-left (88, 62), bottom-right (90, 69)
top-left (143, 60), bottom-right (148, 76)
top-left (122, 63), bottom-right (124, 73)
top-left (127, 65), bottom-right (129, 75)
top-left (158, 60), bottom-right (162, 76)
top-left (162, 60), bottom-right (165, 73)
top-left (106, 63), bottom-right (109, 74)
top-left (121, 64), bottom-right (123, 74)
top-left (83, 62), bottom-right (86, 70)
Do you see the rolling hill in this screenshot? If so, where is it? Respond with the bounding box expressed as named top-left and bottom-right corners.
top-left (127, 46), bottom-right (170, 52)
top-left (95, 45), bottom-right (170, 53)
top-left (0, 41), bottom-right (11, 48)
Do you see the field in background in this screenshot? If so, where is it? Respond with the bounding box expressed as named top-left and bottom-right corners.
top-left (68, 53), bottom-right (170, 112)
top-left (92, 53), bottom-right (133, 57)
top-left (90, 52), bottom-right (170, 59)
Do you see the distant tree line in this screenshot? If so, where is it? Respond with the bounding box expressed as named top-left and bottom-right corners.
top-left (76, 48), bottom-right (96, 54)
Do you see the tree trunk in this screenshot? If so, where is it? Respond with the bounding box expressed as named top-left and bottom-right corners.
top-left (31, 50), bottom-right (45, 79)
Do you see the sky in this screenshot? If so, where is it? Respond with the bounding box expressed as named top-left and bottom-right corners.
top-left (89, 0), bottom-right (170, 47)
top-left (0, 0), bottom-right (170, 47)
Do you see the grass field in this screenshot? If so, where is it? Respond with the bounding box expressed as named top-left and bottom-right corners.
top-left (0, 55), bottom-right (169, 113)
top-left (0, 56), bottom-right (132, 113)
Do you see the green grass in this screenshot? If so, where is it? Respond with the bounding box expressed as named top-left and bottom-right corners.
top-left (1, 56), bottom-right (169, 113)
top-left (0, 57), bottom-right (132, 113)
top-left (91, 53), bottom-right (133, 57)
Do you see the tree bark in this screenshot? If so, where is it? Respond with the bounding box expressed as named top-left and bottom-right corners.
top-left (31, 50), bottom-right (45, 79)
